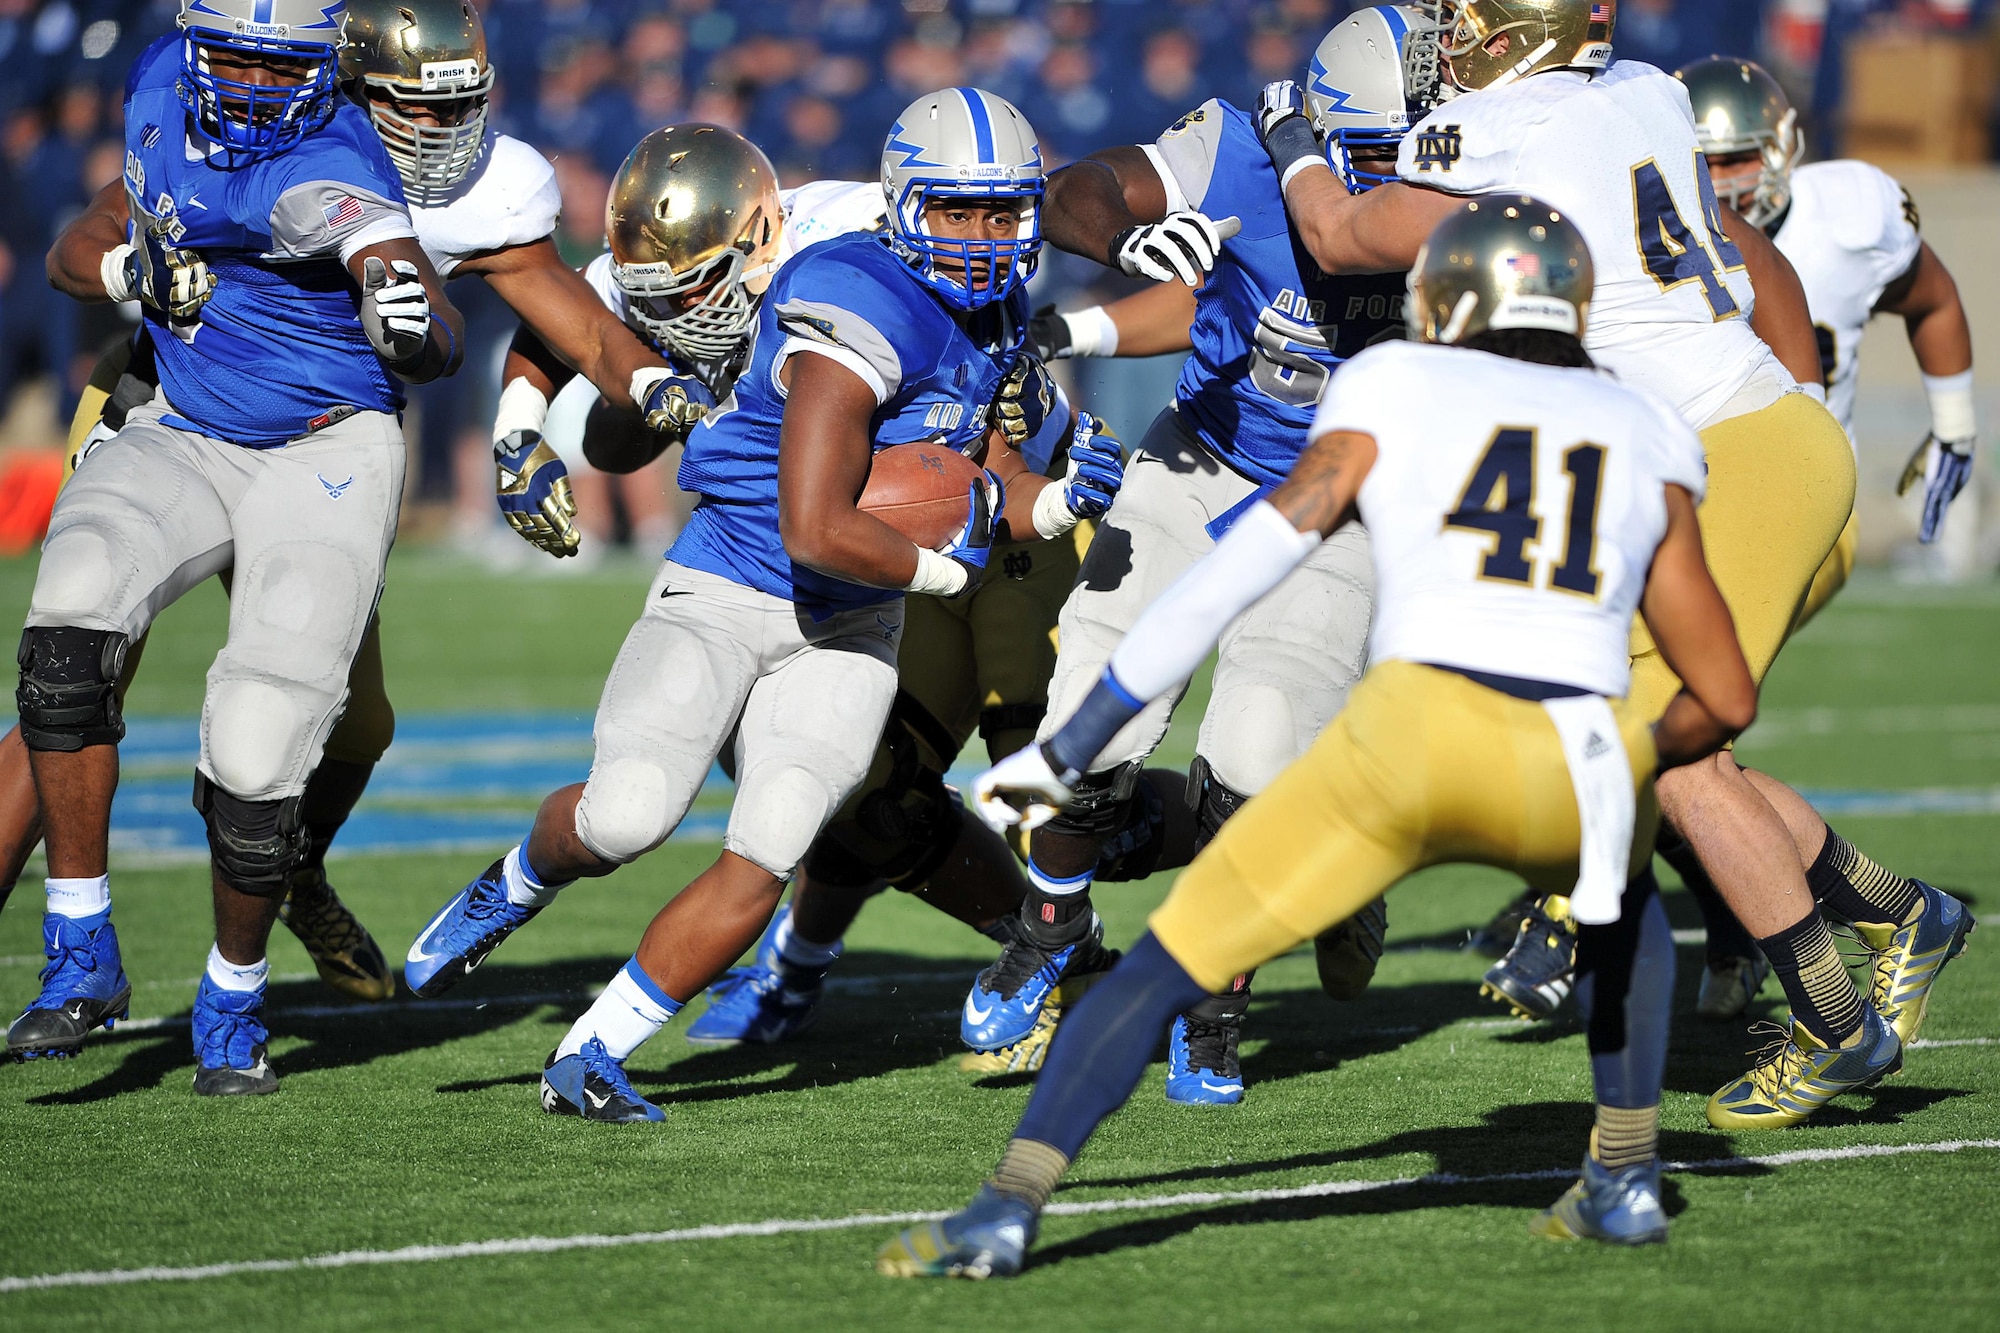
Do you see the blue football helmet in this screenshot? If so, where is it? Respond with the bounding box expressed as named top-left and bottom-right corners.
top-left (179, 0), bottom-right (348, 167)
top-left (1307, 4), bottom-right (1440, 194)
top-left (881, 87), bottom-right (1044, 311)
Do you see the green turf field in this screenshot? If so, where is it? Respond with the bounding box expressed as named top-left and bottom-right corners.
top-left (0, 552), bottom-right (1995, 1330)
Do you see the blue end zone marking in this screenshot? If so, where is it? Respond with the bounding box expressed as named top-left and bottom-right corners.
top-left (958, 86), bottom-right (996, 162)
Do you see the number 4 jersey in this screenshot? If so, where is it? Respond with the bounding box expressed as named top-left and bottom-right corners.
top-left (1314, 340), bottom-right (1707, 698)
top-left (1399, 61), bottom-right (1789, 429)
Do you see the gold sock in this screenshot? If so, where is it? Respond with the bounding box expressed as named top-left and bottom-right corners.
top-left (1591, 1104), bottom-right (1659, 1172)
top-left (989, 1138), bottom-right (1070, 1211)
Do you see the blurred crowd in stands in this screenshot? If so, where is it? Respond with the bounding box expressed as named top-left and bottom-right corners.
top-left (0, 0), bottom-right (1995, 531)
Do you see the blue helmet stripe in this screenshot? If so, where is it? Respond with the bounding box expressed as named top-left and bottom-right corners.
top-left (255, 0), bottom-right (275, 22)
top-left (958, 87), bottom-right (996, 163)
top-left (1380, 4), bottom-right (1409, 49)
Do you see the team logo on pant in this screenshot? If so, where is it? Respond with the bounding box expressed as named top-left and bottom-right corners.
top-left (317, 474), bottom-right (355, 500)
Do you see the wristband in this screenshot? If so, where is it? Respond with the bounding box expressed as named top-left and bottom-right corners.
top-left (1031, 480), bottom-right (1081, 541)
top-left (492, 377), bottom-right (552, 446)
top-left (1044, 669), bottom-right (1147, 779)
top-left (100, 243), bottom-right (139, 303)
top-left (905, 546), bottom-right (970, 597)
top-left (1265, 115), bottom-right (1321, 185)
top-left (1923, 369), bottom-right (1977, 442)
top-left (630, 365), bottom-right (671, 410)
top-left (1060, 306), bottom-right (1119, 359)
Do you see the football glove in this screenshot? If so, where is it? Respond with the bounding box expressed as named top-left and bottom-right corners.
top-left (360, 256), bottom-right (432, 364)
top-left (1062, 412), bottom-right (1123, 521)
top-left (1107, 211), bottom-right (1240, 286)
top-left (69, 419), bottom-right (117, 476)
top-left (1897, 432), bottom-right (1976, 544)
top-left (1027, 303), bottom-right (1073, 361)
top-left (495, 429), bottom-right (581, 558)
top-left (972, 742), bottom-right (1074, 833)
top-left (1256, 79), bottom-right (1329, 185)
top-left (938, 470), bottom-right (1003, 596)
top-left (638, 368), bottom-right (716, 437)
top-left (160, 246), bottom-right (216, 320)
top-left (991, 353), bottom-right (1058, 451)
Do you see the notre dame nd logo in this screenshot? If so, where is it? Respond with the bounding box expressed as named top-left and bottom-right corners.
top-left (1002, 550), bottom-right (1034, 581)
top-left (1411, 124), bottom-right (1463, 173)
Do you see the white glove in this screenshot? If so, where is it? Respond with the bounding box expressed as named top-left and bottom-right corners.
top-left (1108, 212), bottom-right (1241, 285)
top-left (360, 256), bottom-right (431, 362)
top-left (971, 743), bottom-right (1075, 834)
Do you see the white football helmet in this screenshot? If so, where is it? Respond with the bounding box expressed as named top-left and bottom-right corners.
top-left (1307, 5), bottom-right (1442, 193)
top-left (881, 87), bottom-right (1044, 311)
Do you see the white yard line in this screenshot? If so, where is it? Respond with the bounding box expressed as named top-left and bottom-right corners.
top-left (3, 1137), bottom-right (1994, 1294)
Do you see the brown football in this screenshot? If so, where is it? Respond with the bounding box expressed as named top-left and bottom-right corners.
top-left (859, 440), bottom-right (985, 549)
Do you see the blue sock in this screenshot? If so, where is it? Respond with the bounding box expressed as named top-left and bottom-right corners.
top-left (1014, 931), bottom-right (1210, 1159)
top-left (1574, 870), bottom-right (1675, 1108)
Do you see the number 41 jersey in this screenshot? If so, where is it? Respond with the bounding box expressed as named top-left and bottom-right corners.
top-left (1314, 341), bottom-right (1707, 698)
top-left (1399, 62), bottom-right (1788, 429)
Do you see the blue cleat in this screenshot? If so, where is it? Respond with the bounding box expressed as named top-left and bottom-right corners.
top-left (1165, 1013), bottom-right (1245, 1105)
top-left (684, 905), bottom-right (838, 1046)
top-left (961, 916), bottom-right (1112, 1053)
top-left (1706, 1007), bottom-right (1901, 1130)
top-left (191, 974), bottom-right (277, 1096)
top-left (405, 858), bottom-right (542, 998)
top-left (875, 1185), bottom-right (1038, 1279)
top-left (6, 912), bottom-right (131, 1060)
top-left (540, 1037), bottom-right (665, 1123)
top-left (1530, 1156), bottom-right (1668, 1245)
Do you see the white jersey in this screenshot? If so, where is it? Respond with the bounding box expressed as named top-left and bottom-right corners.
top-left (1314, 340), bottom-right (1708, 697)
top-left (1772, 160), bottom-right (1922, 440)
top-left (411, 131), bottom-right (562, 278)
top-left (1400, 62), bottom-right (1790, 428)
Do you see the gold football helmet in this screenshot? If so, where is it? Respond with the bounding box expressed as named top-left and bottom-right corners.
top-left (1407, 195), bottom-right (1594, 344)
top-left (1674, 56), bottom-right (1801, 229)
top-left (606, 124), bottom-right (784, 364)
top-left (340, 0), bottom-right (493, 204)
top-left (1427, 0), bottom-right (1615, 93)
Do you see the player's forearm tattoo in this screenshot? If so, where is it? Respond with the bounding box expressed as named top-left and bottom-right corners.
top-left (1272, 432), bottom-right (1358, 535)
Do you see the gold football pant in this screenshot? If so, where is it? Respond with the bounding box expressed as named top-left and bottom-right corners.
top-left (1152, 661), bottom-right (1660, 992)
top-left (59, 343), bottom-right (396, 767)
top-left (1627, 392), bottom-right (1856, 721)
top-left (1796, 511), bottom-right (1859, 631)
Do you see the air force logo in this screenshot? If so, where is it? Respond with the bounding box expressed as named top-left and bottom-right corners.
top-left (1411, 124), bottom-right (1464, 174)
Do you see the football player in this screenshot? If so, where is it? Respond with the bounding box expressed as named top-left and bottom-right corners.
top-left (1256, 0), bottom-right (1973, 1128)
top-left (877, 198), bottom-right (1755, 1277)
top-left (403, 90), bottom-right (1100, 1123)
top-left (16, 0), bottom-right (464, 1092)
top-left (953, 4), bottom-right (1437, 1107)
top-left (1661, 56), bottom-right (1980, 1019)
top-left (0, 0), bottom-right (684, 1019)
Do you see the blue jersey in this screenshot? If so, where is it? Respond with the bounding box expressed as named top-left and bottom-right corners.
top-left (670, 232), bottom-right (1026, 613)
top-left (1150, 99), bottom-right (1407, 485)
top-left (120, 36), bottom-right (416, 447)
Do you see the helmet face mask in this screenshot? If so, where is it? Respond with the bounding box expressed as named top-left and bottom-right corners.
top-left (1429, 0), bottom-right (1614, 94)
top-left (1308, 5), bottom-right (1442, 195)
top-left (178, 0), bottom-right (348, 167)
top-left (339, 0), bottom-right (492, 204)
top-left (606, 124), bottom-right (783, 366)
top-left (1674, 56), bottom-right (1801, 230)
top-left (881, 88), bottom-right (1045, 312)
top-left (1406, 195), bottom-right (1594, 345)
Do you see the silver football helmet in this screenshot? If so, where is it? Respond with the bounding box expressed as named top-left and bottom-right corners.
top-left (881, 87), bottom-right (1044, 311)
top-left (1675, 56), bottom-right (1802, 230)
top-left (178, 0), bottom-right (348, 166)
top-left (1307, 5), bottom-right (1442, 193)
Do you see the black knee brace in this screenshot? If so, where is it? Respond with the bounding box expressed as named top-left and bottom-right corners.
top-left (1040, 760), bottom-right (1143, 843)
top-left (1188, 755), bottom-right (1249, 852)
top-left (16, 627), bottom-right (129, 752)
top-left (806, 695), bottom-right (967, 891)
top-left (193, 773), bottom-right (308, 897)
top-left (1094, 772), bottom-right (1170, 882)
top-left (977, 701), bottom-right (1046, 745)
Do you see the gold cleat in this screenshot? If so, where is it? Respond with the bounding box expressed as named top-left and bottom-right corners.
top-left (1849, 882), bottom-right (1976, 1047)
top-left (1705, 1010), bottom-right (1900, 1130)
top-left (280, 868), bottom-right (396, 1002)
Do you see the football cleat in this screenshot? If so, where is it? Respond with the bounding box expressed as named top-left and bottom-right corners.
top-left (1695, 954), bottom-right (1769, 1021)
top-left (405, 859), bottom-right (543, 998)
top-left (1480, 895), bottom-right (1576, 1021)
top-left (1467, 889), bottom-right (1539, 958)
top-left (1165, 1013), bottom-right (1244, 1105)
top-left (281, 867), bottom-right (395, 1002)
top-left (191, 975), bottom-right (278, 1097)
top-left (1705, 1008), bottom-right (1901, 1130)
top-left (6, 912), bottom-right (131, 1060)
top-left (1314, 895), bottom-right (1387, 1000)
top-left (875, 1184), bottom-right (1037, 1279)
top-left (1850, 881), bottom-right (1975, 1046)
top-left (957, 965), bottom-right (1108, 1075)
top-left (539, 1038), bottom-right (665, 1123)
top-left (684, 905), bottom-right (837, 1047)
top-left (1530, 1156), bottom-right (1668, 1246)
top-left (961, 916), bottom-right (1112, 1053)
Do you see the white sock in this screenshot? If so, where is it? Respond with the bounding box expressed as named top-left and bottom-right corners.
top-left (556, 957), bottom-right (682, 1061)
top-left (1027, 856), bottom-right (1093, 897)
top-left (774, 911), bottom-right (841, 970)
top-left (206, 944), bottom-right (269, 993)
top-left (502, 843), bottom-right (569, 908)
top-left (46, 875), bottom-right (111, 920)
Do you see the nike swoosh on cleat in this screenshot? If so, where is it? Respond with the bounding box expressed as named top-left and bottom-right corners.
top-left (963, 996), bottom-right (994, 1026)
top-left (407, 897), bottom-right (465, 965)
top-left (583, 1088), bottom-right (610, 1110)
top-left (1199, 1080), bottom-right (1243, 1094)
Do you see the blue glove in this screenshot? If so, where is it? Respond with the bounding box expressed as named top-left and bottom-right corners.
top-left (1898, 432), bottom-right (1975, 544)
top-left (495, 429), bottom-right (580, 557)
top-left (939, 470), bottom-right (1004, 595)
top-left (639, 368), bottom-right (717, 437)
top-left (1063, 412), bottom-right (1124, 520)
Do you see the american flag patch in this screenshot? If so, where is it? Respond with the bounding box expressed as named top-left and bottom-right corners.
top-left (1589, 2), bottom-right (1614, 21)
top-left (322, 195), bottom-right (364, 229)
top-left (1507, 253), bottom-right (1542, 278)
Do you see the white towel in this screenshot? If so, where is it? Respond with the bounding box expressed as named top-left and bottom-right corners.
top-left (1541, 694), bottom-right (1635, 925)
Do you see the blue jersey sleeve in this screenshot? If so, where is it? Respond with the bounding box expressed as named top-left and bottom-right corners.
top-left (768, 241), bottom-right (939, 404)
